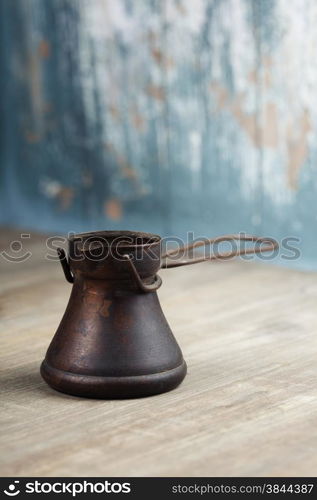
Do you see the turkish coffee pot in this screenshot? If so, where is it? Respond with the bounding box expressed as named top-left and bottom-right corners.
top-left (41, 231), bottom-right (277, 398)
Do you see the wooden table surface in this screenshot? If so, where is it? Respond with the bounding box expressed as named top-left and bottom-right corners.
top-left (1, 228), bottom-right (317, 477)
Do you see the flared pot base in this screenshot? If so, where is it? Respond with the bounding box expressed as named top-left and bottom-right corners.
top-left (40, 360), bottom-right (187, 399)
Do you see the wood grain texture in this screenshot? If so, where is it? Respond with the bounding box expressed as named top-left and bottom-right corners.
top-left (1, 229), bottom-right (317, 477)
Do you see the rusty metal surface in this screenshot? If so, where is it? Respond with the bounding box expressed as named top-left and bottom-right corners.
top-left (41, 230), bottom-right (277, 399)
top-left (41, 231), bottom-right (186, 398)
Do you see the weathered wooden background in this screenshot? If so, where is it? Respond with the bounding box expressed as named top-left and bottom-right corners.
top-left (1, 0), bottom-right (316, 268)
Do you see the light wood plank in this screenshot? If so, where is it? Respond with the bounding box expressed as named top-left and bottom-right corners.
top-left (1, 229), bottom-right (317, 476)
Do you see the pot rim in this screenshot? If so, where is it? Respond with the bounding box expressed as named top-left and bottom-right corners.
top-left (69, 230), bottom-right (161, 249)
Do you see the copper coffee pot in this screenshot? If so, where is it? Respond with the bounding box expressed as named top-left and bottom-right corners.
top-left (41, 231), bottom-right (277, 398)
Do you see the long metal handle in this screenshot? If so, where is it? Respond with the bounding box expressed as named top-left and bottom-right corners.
top-left (57, 248), bottom-right (74, 283)
top-left (123, 254), bottom-right (162, 293)
top-left (161, 234), bottom-right (278, 268)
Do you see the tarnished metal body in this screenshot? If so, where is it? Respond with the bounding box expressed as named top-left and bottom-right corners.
top-left (41, 231), bottom-right (186, 398)
top-left (41, 230), bottom-right (277, 399)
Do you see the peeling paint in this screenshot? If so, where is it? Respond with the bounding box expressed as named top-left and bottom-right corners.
top-left (104, 199), bottom-right (123, 220)
top-left (151, 48), bottom-right (174, 69)
top-left (57, 187), bottom-right (75, 211)
top-left (27, 51), bottom-right (43, 125)
top-left (40, 178), bottom-right (74, 211)
top-left (287, 110), bottom-right (311, 188)
top-left (25, 131), bottom-right (41, 144)
top-left (262, 102), bottom-right (279, 149)
top-left (3, 0), bottom-right (317, 270)
top-left (38, 40), bottom-right (51, 59)
top-left (146, 84), bottom-right (166, 101)
top-left (131, 111), bottom-right (146, 132)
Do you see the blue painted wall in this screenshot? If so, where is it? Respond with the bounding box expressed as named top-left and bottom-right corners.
top-left (1, 0), bottom-right (317, 268)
